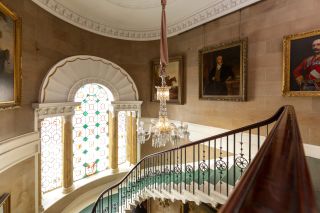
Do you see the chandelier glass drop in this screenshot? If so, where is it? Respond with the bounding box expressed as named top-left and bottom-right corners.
top-left (137, 0), bottom-right (190, 148)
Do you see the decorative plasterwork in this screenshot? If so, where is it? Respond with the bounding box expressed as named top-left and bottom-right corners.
top-left (68, 78), bottom-right (120, 102)
top-left (33, 102), bottom-right (81, 119)
top-left (31, 0), bottom-right (262, 41)
top-left (39, 55), bottom-right (139, 103)
top-left (105, 0), bottom-right (178, 9)
top-left (112, 101), bottom-right (143, 115)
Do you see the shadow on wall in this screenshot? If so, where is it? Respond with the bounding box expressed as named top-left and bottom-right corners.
top-left (306, 157), bottom-right (320, 211)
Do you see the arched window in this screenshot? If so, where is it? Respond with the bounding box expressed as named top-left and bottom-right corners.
top-left (73, 83), bottom-right (114, 181)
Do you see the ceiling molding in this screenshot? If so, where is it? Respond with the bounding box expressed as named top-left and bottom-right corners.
top-left (32, 0), bottom-right (262, 41)
top-left (105, 0), bottom-right (178, 9)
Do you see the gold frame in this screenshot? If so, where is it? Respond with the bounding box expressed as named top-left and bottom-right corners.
top-left (282, 29), bottom-right (320, 96)
top-left (0, 2), bottom-right (22, 109)
top-left (199, 39), bottom-right (248, 101)
top-left (151, 56), bottom-right (185, 104)
top-left (0, 193), bottom-right (10, 213)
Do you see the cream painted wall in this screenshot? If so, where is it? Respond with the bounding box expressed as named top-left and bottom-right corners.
top-left (0, 0), bottom-right (319, 211)
top-left (0, 0), bottom-right (158, 142)
top-left (0, 157), bottom-right (35, 213)
top-left (141, 0), bottom-right (320, 146)
top-left (0, 0), bottom-right (319, 144)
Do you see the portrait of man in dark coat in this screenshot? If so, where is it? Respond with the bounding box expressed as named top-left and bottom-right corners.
top-left (205, 55), bottom-right (234, 95)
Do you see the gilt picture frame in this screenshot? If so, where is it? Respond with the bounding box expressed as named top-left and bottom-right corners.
top-left (0, 2), bottom-right (21, 109)
top-left (0, 193), bottom-right (10, 213)
top-left (282, 29), bottom-right (320, 96)
top-left (151, 56), bottom-right (184, 104)
top-left (199, 39), bottom-right (247, 101)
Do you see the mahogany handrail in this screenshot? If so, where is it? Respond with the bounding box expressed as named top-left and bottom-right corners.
top-left (91, 105), bottom-right (316, 212)
top-left (92, 106), bottom-right (285, 212)
top-left (220, 105), bottom-right (317, 212)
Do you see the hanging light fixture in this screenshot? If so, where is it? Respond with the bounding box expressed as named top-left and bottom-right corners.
top-left (137, 0), bottom-right (190, 148)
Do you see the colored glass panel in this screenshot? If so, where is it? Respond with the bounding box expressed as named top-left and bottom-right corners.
top-left (41, 116), bottom-right (63, 193)
top-left (73, 83), bottom-right (114, 181)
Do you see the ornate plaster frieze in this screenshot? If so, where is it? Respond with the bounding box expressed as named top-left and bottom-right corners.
top-left (32, 0), bottom-right (262, 41)
top-left (33, 102), bottom-right (81, 119)
top-left (105, 0), bottom-right (178, 9)
top-left (111, 101), bottom-right (143, 115)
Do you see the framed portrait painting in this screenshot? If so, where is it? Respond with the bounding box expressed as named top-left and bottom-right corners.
top-left (199, 39), bottom-right (247, 101)
top-left (151, 56), bottom-right (184, 104)
top-left (0, 2), bottom-right (21, 109)
top-left (283, 29), bottom-right (320, 96)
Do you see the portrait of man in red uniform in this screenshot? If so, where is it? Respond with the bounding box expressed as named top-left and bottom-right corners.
top-left (292, 39), bottom-right (320, 91)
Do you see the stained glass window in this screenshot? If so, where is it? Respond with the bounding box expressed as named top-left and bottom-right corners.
top-left (41, 116), bottom-right (63, 193)
top-left (118, 111), bottom-right (127, 165)
top-left (73, 83), bottom-right (114, 181)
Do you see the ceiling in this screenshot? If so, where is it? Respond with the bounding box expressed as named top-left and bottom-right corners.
top-left (32, 0), bottom-right (262, 41)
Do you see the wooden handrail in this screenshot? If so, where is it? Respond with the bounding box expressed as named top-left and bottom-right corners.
top-left (91, 105), bottom-right (316, 212)
top-left (92, 106), bottom-right (285, 212)
top-left (220, 105), bottom-right (317, 212)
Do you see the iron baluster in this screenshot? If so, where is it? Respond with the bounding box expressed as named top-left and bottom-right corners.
top-left (214, 139), bottom-right (216, 191)
top-left (185, 147), bottom-right (187, 191)
top-left (233, 134), bottom-right (236, 187)
top-left (193, 145), bottom-right (195, 194)
top-left (227, 135), bottom-right (229, 196)
top-left (258, 127), bottom-right (260, 150)
top-left (249, 129), bottom-right (252, 163)
top-left (180, 148), bottom-right (182, 193)
top-left (208, 140), bottom-right (211, 196)
top-left (198, 143), bottom-right (200, 190)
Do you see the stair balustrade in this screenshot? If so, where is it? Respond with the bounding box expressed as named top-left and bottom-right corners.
top-left (91, 106), bottom-right (316, 213)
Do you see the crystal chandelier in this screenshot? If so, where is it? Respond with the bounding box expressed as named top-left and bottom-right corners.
top-left (137, 0), bottom-right (189, 148)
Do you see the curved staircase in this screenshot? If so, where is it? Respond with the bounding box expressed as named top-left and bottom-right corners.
top-left (89, 106), bottom-right (317, 213)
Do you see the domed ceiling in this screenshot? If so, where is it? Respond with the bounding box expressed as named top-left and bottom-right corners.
top-left (32, 0), bottom-right (262, 41)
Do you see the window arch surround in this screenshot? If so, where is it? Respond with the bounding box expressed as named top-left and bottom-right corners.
top-left (36, 55), bottom-right (141, 209)
top-left (39, 55), bottom-right (139, 103)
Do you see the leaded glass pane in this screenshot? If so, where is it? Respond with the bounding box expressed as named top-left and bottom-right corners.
top-left (118, 111), bottom-right (127, 165)
top-left (41, 116), bottom-right (63, 193)
top-left (73, 83), bottom-right (113, 181)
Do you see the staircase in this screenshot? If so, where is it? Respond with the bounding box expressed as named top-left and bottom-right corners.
top-left (90, 106), bottom-right (317, 213)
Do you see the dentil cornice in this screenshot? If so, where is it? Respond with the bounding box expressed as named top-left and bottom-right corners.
top-left (32, 0), bottom-right (261, 41)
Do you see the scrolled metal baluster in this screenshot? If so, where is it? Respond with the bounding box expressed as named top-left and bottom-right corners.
top-left (249, 129), bottom-right (252, 163)
top-left (233, 134), bottom-right (236, 187)
top-left (110, 189), bottom-right (113, 213)
top-left (258, 126), bottom-right (260, 150)
top-left (180, 148), bottom-right (182, 193)
top-left (208, 140), bottom-right (211, 196)
top-left (193, 145), bottom-right (195, 194)
top-left (217, 138), bottom-right (227, 193)
top-left (227, 135), bottom-right (229, 196)
top-left (198, 143), bottom-right (200, 190)
top-left (214, 139), bottom-right (216, 191)
top-left (170, 151), bottom-right (172, 192)
top-left (185, 147), bottom-right (187, 191)
top-left (235, 132), bottom-right (249, 176)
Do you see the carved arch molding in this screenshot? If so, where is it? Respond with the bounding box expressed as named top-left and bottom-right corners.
top-left (39, 55), bottom-right (139, 103)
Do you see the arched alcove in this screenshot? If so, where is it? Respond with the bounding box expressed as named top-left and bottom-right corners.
top-left (39, 55), bottom-right (139, 103)
top-left (35, 55), bottom-right (142, 210)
